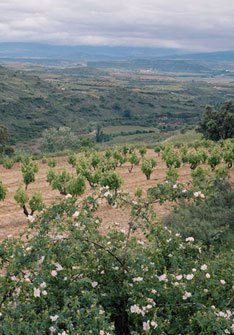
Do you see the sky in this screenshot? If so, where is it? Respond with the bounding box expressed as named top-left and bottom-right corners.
top-left (0, 0), bottom-right (234, 51)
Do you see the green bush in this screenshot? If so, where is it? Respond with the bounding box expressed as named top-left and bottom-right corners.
top-left (2, 158), bottom-right (14, 169)
top-left (164, 181), bottom-right (234, 247)
top-left (21, 158), bottom-right (39, 189)
top-left (141, 158), bottom-right (157, 180)
top-left (100, 172), bottom-right (122, 193)
top-left (0, 181), bottom-right (7, 201)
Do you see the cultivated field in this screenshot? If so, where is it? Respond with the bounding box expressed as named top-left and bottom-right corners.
top-left (0, 150), bottom-right (198, 241)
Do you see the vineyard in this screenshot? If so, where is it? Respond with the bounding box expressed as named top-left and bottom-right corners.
top-left (0, 139), bottom-right (233, 334)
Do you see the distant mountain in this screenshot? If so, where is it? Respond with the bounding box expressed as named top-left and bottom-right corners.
top-left (172, 50), bottom-right (234, 61)
top-left (0, 42), bottom-right (181, 62)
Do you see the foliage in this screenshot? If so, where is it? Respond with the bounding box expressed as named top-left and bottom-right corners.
top-left (128, 153), bottom-right (140, 173)
top-left (139, 147), bottom-right (147, 158)
top-left (14, 186), bottom-right (28, 208)
top-left (47, 158), bottom-right (57, 168)
top-left (197, 101), bottom-right (234, 141)
top-left (207, 151), bottom-right (222, 170)
top-left (2, 158), bottom-right (14, 169)
top-left (0, 186), bottom-right (233, 334)
top-left (0, 124), bottom-right (8, 152)
top-left (21, 158), bottom-right (39, 189)
top-left (164, 181), bottom-right (234, 248)
top-left (0, 181), bottom-right (7, 201)
top-left (141, 158), bottom-right (157, 180)
top-left (100, 172), bottom-right (122, 193)
top-left (40, 127), bottom-right (79, 152)
top-left (47, 170), bottom-right (86, 197)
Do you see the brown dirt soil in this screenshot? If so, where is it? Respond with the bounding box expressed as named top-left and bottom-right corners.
top-left (0, 150), bottom-right (232, 241)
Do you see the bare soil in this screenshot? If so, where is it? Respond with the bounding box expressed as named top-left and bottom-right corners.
top-left (0, 150), bottom-right (232, 241)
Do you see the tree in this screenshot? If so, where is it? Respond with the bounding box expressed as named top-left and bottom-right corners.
top-left (40, 127), bottom-right (79, 152)
top-left (197, 101), bottom-right (234, 141)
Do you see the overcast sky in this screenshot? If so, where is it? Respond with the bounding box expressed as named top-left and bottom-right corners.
top-left (0, 0), bottom-right (234, 51)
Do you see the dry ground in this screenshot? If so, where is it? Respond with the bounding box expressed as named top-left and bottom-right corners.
top-left (0, 150), bottom-right (232, 241)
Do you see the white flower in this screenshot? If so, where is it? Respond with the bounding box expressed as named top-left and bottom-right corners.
top-left (220, 279), bottom-right (226, 285)
top-left (201, 264), bottom-right (207, 271)
top-left (40, 282), bottom-right (47, 289)
top-left (185, 274), bottom-right (194, 280)
top-left (143, 321), bottom-right (150, 331)
top-left (151, 289), bottom-right (157, 294)
top-left (50, 315), bottom-right (59, 322)
top-left (158, 274), bottom-right (168, 282)
top-left (151, 321), bottom-right (158, 329)
top-left (27, 215), bottom-right (35, 223)
top-left (99, 331), bottom-right (105, 335)
top-left (175, 275), bottom-right (183, 280)
top-left (130, 305), bottom-right (142, 314)
top-left (51, 270), bottom-right (58, 277)
top-left (38, 256), bottom-right (45, 264)
top-left (182, 291), bottom-right (192, 300)
top-left (146, 304), bottom-right (153, 310)
top-left (54, 263), bottom-right (63, 271)
top-left (104, 191), bottom-right (111, 197)
top-left (205, 273), bottom-right (211, 279)
top-left (133, 277), bottom-right (143, 283)
top-left (192, 268), bottom-right (197, 272)
top-left (173, 184), bottom-right (178, 189)
top-left (194, 191), bottom-right (205, 199)
top-left (42, 290), bottom-right (47, 296)
top-left (91, 281), bottom-right (98, 288)
top-left (72, 211), bottom-right (80, 218)
top-left (58, 331), bottom-right (68, 335)
top-left (49, 326), bottom-right (56, 333)
top-left (182, 189), bottom-right (187, 193)
top-left (33, 288), bottom-right (41, 298)
top-left (10, 275), bottom-right (17, 281)
top-left (65, 194), bottom-right (72, 199)
top-left (185, 237), bottom-right (194, 242)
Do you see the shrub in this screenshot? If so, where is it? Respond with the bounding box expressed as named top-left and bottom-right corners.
top-left (128, 153), bottom-right (140, 173)
top-left (141, 158), bottom-right (157, 180)
top-left (47, 158), bottom-right (57, 168)
top-left (100, 172), bottom-right (122, 193)
top-left (0, 180), bottom-right (7, 201)
top-left (2, 158), bottom-right (14, 169)
top-left (21, 158), bottom-right (39, 189)
top-left (164, 181), bottom-right (234, 247)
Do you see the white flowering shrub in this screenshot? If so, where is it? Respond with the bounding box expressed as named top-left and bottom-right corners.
top-left (0, 185), bottom-right (233, 335)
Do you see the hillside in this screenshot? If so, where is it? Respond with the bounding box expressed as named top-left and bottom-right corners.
top-left (1, 65), bottom-right (234, 145)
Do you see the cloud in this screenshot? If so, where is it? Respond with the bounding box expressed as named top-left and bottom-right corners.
top-left (0, 0), bottom-right (234, 51)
